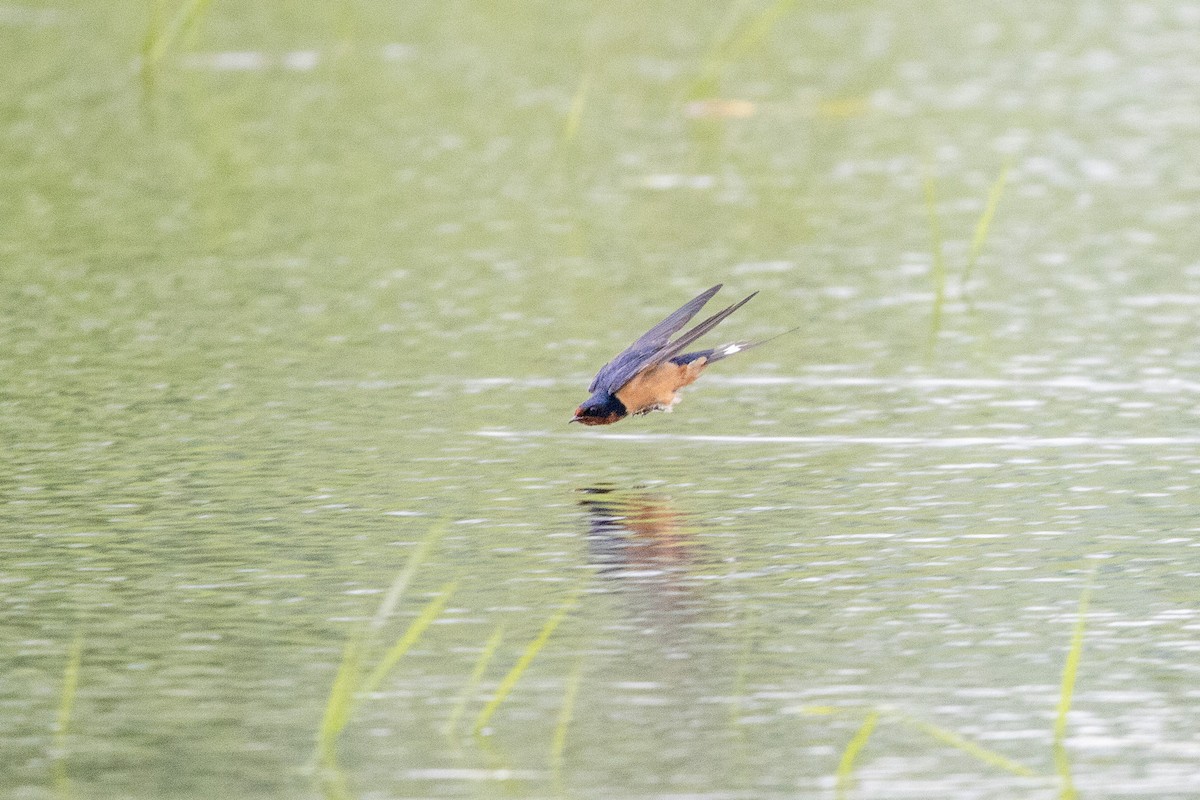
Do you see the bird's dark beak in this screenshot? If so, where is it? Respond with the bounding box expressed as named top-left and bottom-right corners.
top-left (569, 417), bottom-right (581, 424)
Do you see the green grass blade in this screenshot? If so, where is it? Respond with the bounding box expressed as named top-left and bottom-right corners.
top-left (551, 656), bottom-right (585, 773)
top-left (691, 0), bottom-right (798, 99)
top-left (314, 760), bottom-right (353, 800)
top-left (444, 623), bottom-right (506, 740)
top-left (361, 581), bottom-right (457, 697)
top-left (721, 0), bottom-right (798, 64)
top-left (335, 0), bottom-right (357, 52)
top-left (729, 624), bottom-right (752, 728)
top-left (316, 633), bottom-right (365, 766)
top-left (561, 72), bottom-right (591, 145)
top-left (903, 716), bottom-right (1035, 777)
top-left (1054, 580), bottom-right (1092, 800)
top-left (1055, 583), bottom-right (1091, 740)
top-left (923, 169), bottom-right (947, 357)
top-left (370, 520), bottom-right (447, 632)
top-left (793, 705), bottom-right (847, 716)
top-left (473, 594), bottom-right (578, 735)
top-left (835, 711), bottom-right (878, 798)
top-left (690, 0), bottom-right (753, 99)
top-left (142, 0), bottom-right (166, 62)
top-left (51, 632), bottom-right (83, 797)
top-left (1055, 742), bottom-right (1078, 799)
top-left (143, 0), bottom-right (213, 68)
top-left (315, 520), bottom-right (448, 764)
top-left (55, 632), bottom-right (83, 749)
top-left (963, 162), bottom-right (1011, 288)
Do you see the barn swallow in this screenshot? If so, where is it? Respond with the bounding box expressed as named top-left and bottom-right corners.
top-left (572, 284), bottom-right (783, 425)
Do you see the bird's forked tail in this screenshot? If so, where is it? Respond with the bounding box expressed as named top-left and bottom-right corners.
top-left (669, 326), bottom-right (801, 366)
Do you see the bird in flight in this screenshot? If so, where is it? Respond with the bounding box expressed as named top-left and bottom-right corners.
top-left (571, 284), bottom-right (784, 426)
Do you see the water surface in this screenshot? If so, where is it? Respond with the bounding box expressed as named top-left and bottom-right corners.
top-left (3, 1), bottom-right (1200, 798)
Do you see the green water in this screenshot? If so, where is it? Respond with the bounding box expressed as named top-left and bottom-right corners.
top-left (4, 1), bottom-right (1200, 798)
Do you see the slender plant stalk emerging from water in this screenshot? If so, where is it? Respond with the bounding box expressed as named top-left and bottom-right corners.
top-left (922, 160), bottom-right (1012, 348)
top-left (923, 169), bottom-right (948, 358)
top-left (473, 593), bottom-right (578, 735)
top-left (834, 711), bottom-right (879, 798)
top-left (361, 582), bottom-right (457, 697)
top-left (142, 0), bottom-right (213, 69)
top-left (561, 72), bottom-right (591, 145)
top-left (690, 0), bottom-right (799, 99)
top-left (52, 632), bottom-right (84, 797)
top-left (1053, 580), bottom-right (1092, 800)
top-left (901, 714), bottom-right (1035, 777)
top-left (550, 656), bottom-right (585, 779)
top-left (444, 623), bottom-right (507, 740)
top-left (962, 162), bottom-right (1011, 291)
top-left (55, 633), bottom-right (83, 750)
top-left (315, 522), bottom-right (450, 767)
top-left (830, 576), bottom-right (1092, 793)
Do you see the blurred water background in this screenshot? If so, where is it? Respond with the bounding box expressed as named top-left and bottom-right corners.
top-left (3, 1), bottom-right (1200, 798)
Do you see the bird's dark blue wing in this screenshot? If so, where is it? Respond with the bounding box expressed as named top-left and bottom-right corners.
top-left (588, 284), bottom-right (722, 393)
top-left (644, 291), bottom-right (757, 366)
top-left (670, 321), bottom-right (797, 367)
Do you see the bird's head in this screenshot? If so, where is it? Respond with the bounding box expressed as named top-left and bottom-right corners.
top-left (570, 393), bottom-right (627, 426)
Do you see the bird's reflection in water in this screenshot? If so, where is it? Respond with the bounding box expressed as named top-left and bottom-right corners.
top-left (577, 487), bottom-right (724, 713)
top-left (577, 486), bottom-right (708, 620)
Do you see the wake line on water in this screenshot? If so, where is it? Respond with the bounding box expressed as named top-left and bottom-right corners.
top-left (702, 375), bottom-right (1200, 393)
top-left (462, 375), bottom-right (1200, 393)
top-left (477, 430), bottom-right (1200, 447)
top-left (310, 375), bottom-right (1200, 394)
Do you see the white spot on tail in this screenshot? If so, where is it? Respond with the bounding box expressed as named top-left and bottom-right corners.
top-left (722, 344), bottom-right (742, 355)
